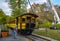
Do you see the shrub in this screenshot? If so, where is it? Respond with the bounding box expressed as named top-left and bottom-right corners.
top-left (1, 25), bottom-right (9, 31)
top-left (39, 20), bottom-right (52, 28)
top-left (55, 24), bottom-right (60, 29)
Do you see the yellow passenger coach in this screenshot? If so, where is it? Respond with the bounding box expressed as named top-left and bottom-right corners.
top-left (7, 13), bottom-right (38, 35)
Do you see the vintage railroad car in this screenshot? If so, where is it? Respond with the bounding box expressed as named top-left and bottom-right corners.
top-left (7, 13), bottom-right (38, 35)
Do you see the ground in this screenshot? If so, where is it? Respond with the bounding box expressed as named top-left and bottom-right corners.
top-left (0, 35), bottom-right (28, 41)
top-left (0, 29), bottom-right (29, 41)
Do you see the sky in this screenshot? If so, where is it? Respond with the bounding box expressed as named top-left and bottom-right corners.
top-left (0, 0), bottom-right (60, 15)
top-left (29, 0), bottom-right (60, 5)
top-left (0, 0), bottom-right (11, 15)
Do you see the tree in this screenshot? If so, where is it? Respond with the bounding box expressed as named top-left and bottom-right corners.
top-left (39, 20), bottom-right (52, 28)
top-left (0, 9), bottom-right (7, 25)
top-left (55, 24), bottom-right (60, 29)
top-left (0, 9), bottom-right (6, 18)
top-left (29, 3), bottom-right (55, 23)
top-left (9, 0), bottom-right (28, 17)
top-left (9, 0), bottom-right (17, 9)
top-left (1, 18), bottom-right (6, 24)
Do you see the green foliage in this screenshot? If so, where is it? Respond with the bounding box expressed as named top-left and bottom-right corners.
top-left (35, 19), bottom-right (52, 28)
top-left (0, 17), bottom-right (6, 24)
top-left (6, 15), bottom-right (12, 21)
top-left (40, 21), bottom-right (52, 28)
top-left (0, 9), bottom-right (11, 25)
top-left (9, 0), bottom-right (28, 17)
top-left (33, 30), bottom-right (60, 41)
top-left (1, 25), bottom-right (9, 31)
top-left (39, 21), bottom-right (52, 28)
top-left (39, 20), bottom-right (52, 28)
top-left (55, 24), bottom-right (60, 29)
top-left (9, 0), bottom-right (27, 9)
top-left (11, 8), bottom-right (20, 17)
top-left (9, 0), bottom-right (17, 9)
top-left (0, 9), bottom-right (6, 17)
top-left (11, 7), bottom-right (27, 17)
top-left (0, 9), bottom-right (7, 25)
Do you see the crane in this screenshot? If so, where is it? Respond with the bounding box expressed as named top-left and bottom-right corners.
top-left (46, 0), bottom-right (60, 29)
top-left (46, 0), bottom-right (60, 23)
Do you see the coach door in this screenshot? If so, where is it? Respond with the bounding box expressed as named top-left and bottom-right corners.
top-left (26, 16), bottom-right (31, 30)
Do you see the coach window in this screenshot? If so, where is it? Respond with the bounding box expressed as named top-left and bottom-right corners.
top-left (31, 19), bottom-right (35, 23)
top-left (22, 18), bottom-right (25, 23)
top-left (27, 17), bottom-right (31, 23)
